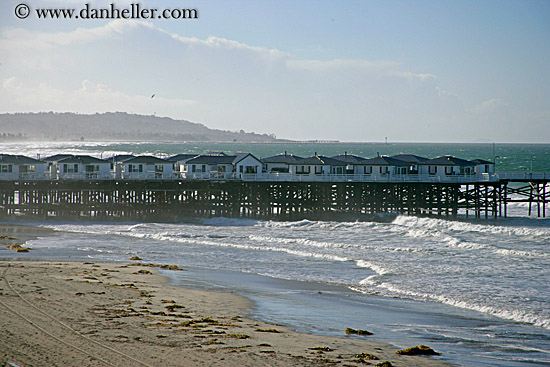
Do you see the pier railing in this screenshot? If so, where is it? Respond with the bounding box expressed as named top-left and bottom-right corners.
top-left (1, 171), bottom-right (547, 183)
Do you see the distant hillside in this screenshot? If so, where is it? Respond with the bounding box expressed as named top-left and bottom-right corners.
top-left (0, 112), bottom-right (279, 142)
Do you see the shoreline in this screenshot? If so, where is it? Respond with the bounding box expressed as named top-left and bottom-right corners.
top-left (0, 259), bottom-right (451, 367)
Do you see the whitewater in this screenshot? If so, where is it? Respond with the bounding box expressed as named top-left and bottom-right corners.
top-left (2, 141), bottom-right (550, 366)
top-left (17, 204), bottom-right (546, 366)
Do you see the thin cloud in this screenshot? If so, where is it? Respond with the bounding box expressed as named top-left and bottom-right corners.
top-left (469, 98), bottom-right (509, 114)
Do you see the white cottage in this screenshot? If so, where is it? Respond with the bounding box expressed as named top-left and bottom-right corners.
top-left (419, 156), bottom-right (476, 178)
top-left (122, 156), bottom-right (175, 179)
top-left (471, 159), bottom-right (496, 175)
top-left (104, 155), bottom-right (135, 179)
top-left (389, 154), bottom-right (431, 175)
top-left (331, 154), bottom-right (369, 174)
top-left (233, 153), bottom-right (263, 178)
top-left (0, 154), bottom-right (47, 180)
top-left (288, 155), bottom-right (348, 178)
top-left (261, 153), bottom-right (303, 173)
top-left (165, 154), bottom-right (200, 177)
top-left (360, 156), bottom-right (410, 179)
top-left (182, 152), bottom-right (263, 179)
top-left (56, 155), bottom-right (111, 179)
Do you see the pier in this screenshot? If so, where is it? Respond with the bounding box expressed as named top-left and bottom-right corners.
top-left (0, 177), bottom-right (547, 221)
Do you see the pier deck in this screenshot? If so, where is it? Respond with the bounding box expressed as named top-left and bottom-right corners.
top-left (1, 177), bottom-right (546, 221)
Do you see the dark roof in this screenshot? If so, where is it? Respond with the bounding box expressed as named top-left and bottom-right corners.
top-left (184, 154), bottom-right (236, 165)
top-left (104, 154), bottom-right (135, 163)
top-left (58, 155), bottom-right (106, 164)
top-left (291, 155), bottom-right (347, 166)
top-left (123, 156), bottom-right (171, 164)
top-left (471, 159), bottom-right (495, 165)
top-left (261, 154), bottom-right (304, 164)
top-left (0, 154), bottom-right (43, 164)
top-left (42, 154), bottom-right (74, 162)
top-left (389, 154), bottom-right (430, 164)
top-left (164, 154), bottom-right (199, 162)
top-left (233, 153), bottom-right (262, 165)
top-left (361, 156), bottom-right (410, 166)
top-left (424, 156), bottom-right (475, 166)
top-left (330, 154), bottom-right (368, 164)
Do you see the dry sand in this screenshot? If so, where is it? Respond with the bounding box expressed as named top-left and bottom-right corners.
top-left (0, 260), bottom-right (451, 367)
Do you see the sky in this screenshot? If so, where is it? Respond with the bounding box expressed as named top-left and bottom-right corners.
top-left (0, 0), bottom-right (548, 142)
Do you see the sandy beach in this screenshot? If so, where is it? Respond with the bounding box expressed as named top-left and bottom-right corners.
top-left (0, 258), bottom-right (450, 367)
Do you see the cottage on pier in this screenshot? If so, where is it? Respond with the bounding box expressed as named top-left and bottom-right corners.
top-left (261, 153), bottom-right (303, 173)
top-left (58, 155), bottom-right (110, 179)
top-left (121, 156), bottom-right (175, 179)
top-left (389, 154), bottom-right (430, 175)
top-left (359, 156), bottom-right (410, 179)
top-left (181, 152), bottom-right (263, 179)
top-left (331, 153), bottom-right (370, 174)
top-left (165, 154), bottom-right (200, 177)
top-left (471, 159), bottom-right (495, 175)
top-left (288, 155), bottom-right (347, 177)
top-left (420, 156), bottom-right (476, 177)
top-left (104, 155), bottom-right (135, 179)
top-left (0, 154), bottom-right (47, 180)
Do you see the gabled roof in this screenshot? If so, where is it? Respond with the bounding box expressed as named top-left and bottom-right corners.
top-left (164, 154), bottom-right (199, 162)
top-left (0, 154), bottom-right (43, 164)
top-left (233, 153), bottom-right (262, 165)
top-left (104, 154), bottom-right (135, 163)
top-left (290, 155), bottom-right (347, 166)
top-left (123, 155), bottom-right (171, 164)
top-left (361, 156), bottom-right (410, 166)
top-left (42, 154), bottom-right (74, 162)
top-left (424, 156), bottom-right (475, 166)
top-left (261, 153), bottom-right (304, 164)
top-left (389, 154), bottom-right (430, 164)
top-left (471, 159), bottom-right (495, 165)
top-left (330, 154), bottom-right (368, 164)
top-left (58, 155), bottom-right (107, 164)
top-left (184, 154), bottom-right (236, 165)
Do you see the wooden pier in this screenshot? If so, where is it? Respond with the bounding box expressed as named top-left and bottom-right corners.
top-left (1, 179), bottom-right (544, 222)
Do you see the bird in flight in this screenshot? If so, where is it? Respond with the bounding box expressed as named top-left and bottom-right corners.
top-left (151, 94), bottom-right (156, 99)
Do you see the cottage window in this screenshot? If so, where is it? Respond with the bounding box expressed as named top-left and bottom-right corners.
top-left (485, 164), bottom-right (489, 173)
top-left (315, 166), bottom-right (323, 174)
top-left (22, 165), bottom-right (35, 173)
top-left (155, 165), bottom-right (164, 172)
top-left (445, 167), bottom-right (453, 175)
top-left (63, 164), bottom-right (78, 173)
top-left (364, 166), bottom-right (372, 174)
top-left (85, 165), bottom-right (99, 173)
top-left (0, 165), bottom-right (12, 173)
top-left (128, 164), bottom-right (143, 173)
top-left (296, 166), bottom-right (310, 174)
top-left (429, 166), bottom-right (437, 175)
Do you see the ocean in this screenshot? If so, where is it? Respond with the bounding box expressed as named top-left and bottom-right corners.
top-left (1, 141), bottom-right (549, 366)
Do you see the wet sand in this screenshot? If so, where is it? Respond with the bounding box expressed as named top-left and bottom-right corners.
top-left (0, 260), bottom-right (450, 367)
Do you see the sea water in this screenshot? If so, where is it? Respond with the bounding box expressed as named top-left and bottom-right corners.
top-left (1, 141), bottom-right (549, 366)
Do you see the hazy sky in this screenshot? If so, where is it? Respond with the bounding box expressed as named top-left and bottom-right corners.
top-left (0, 0), bottom-right (548, 142)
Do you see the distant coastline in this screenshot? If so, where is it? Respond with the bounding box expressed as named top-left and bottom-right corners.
top-left (0, 112), bottom-right (280, 143)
